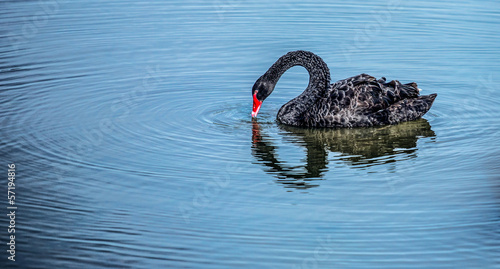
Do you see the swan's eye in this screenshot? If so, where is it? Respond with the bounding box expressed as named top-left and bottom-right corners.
top-left (256, 89), bottom-right (265, 101)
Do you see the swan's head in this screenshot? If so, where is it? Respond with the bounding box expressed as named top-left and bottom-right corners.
top-left (251, 76), bottom-right (274, 118)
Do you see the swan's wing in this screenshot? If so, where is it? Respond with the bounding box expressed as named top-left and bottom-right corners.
top-left (369, 93), bottom-right (437, 125)
top-left (300, 74), bottom-right (436, 127)
top-left (330, 73), bottom-right (420, 113)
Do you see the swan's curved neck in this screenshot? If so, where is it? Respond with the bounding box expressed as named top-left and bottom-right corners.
top-left (263, 50), bottom-right (331, 92)
top-left (261, 51), bottom-right (331, 125)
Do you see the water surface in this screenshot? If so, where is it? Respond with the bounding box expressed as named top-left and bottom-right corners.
top-left (1, 0), bottom-right (500, 268)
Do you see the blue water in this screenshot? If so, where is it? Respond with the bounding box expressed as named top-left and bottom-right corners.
top-left (1, 0), bottom-right (500, 268)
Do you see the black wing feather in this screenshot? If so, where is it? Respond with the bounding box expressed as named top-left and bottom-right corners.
top-left (299, 74), bottom-right (436, 127)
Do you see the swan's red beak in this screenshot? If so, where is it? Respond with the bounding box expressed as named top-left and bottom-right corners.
top-left (252, 93), bottom-right (262, 118)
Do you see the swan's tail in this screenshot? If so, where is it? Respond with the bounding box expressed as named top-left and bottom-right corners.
top-left (371, 93), bottom-right (437, 125)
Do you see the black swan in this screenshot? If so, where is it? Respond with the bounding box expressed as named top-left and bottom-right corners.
top-left (251, 50), bottom-right (437, 128)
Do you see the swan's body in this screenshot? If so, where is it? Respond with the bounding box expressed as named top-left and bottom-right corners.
top-left (251, 50), bottom-right (437, 128)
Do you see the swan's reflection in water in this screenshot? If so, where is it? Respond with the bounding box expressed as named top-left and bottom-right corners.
top-left (251, 119), bottom-right (436, 189)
